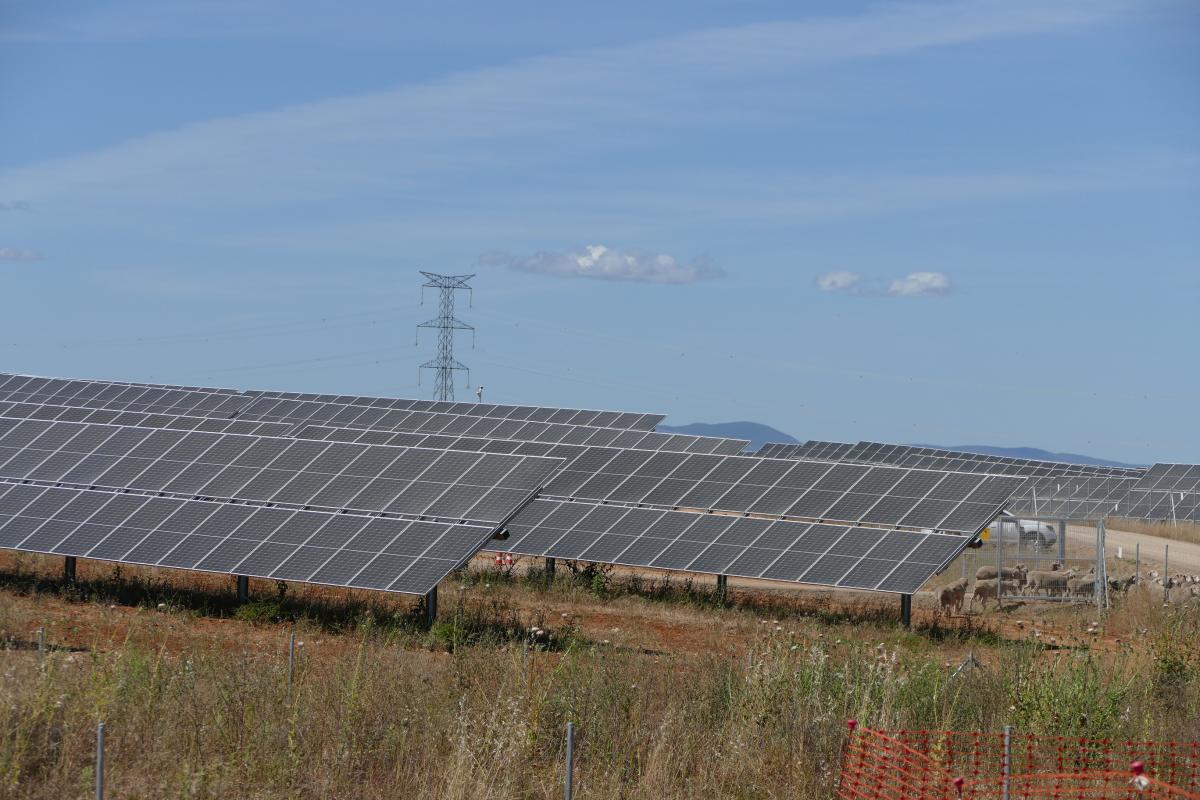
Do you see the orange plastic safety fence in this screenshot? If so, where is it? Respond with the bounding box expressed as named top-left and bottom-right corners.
top-left (838, 723), bottom-right (1200, 800)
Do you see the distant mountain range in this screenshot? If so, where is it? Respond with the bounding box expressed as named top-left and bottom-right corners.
top-left (657, 422), bottom-right (1142, 468)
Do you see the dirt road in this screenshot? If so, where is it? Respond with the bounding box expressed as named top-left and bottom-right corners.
top-left (1067, 524), bottom-right (1200, 573)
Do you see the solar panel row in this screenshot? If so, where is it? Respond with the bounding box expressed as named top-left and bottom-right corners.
top-left (761, 439), bottom-right (1143, 479)
top-left (502, 499), bottom-right (967, 593)
top-left (0, 417), bottom-right (560, 525)
top-left (0, 373), bottom-right (667, 431)
top-left (0, 481), bottom-right (487, 594)
top-left (1117, 463), bottom-right (1200, 523)
top-left (0, 375), bottom-right (749, 455)
top-left (539, 453), bottom-right (1023, 536)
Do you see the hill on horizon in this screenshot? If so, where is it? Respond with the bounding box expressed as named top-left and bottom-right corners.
top-left (657, 422), bottom-right (1142, 467)
top-left (916, 444), bottom-right (1143, 469)
top-left (657, 421), bottom-right (797, 451)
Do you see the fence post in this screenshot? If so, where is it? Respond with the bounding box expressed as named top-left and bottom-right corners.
top-left (1163, 545), bottom-right (1169, 604)
top-left (37, 626), bottom-right (45, 667)
top-left (564, 721), bottom-right (575, 800)
top-left (1135, 542), bottom-right (1140, 585)
top-left (1057, 519), bottom-right (1067, 565)
top-left (1002, 724), bottom-right (1013, 800)
top-left (288, 632), bottom-right (296, 699)
top-left (96, 722), bottom-right (106, 800)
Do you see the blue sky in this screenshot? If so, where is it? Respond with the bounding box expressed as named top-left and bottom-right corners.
top-left (1, 0), bottom-right (1197, 463)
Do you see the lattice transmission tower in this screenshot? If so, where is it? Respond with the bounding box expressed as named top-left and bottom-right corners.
top-left (415, 271), bottom-right (475, 402)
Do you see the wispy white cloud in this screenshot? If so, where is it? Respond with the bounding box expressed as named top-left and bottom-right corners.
top-left (482, 245), bottom-right (722, 285)
top-left (889, 271), bottom-right (953, 297)
top-left (816, 271), bottom-right (861, 292)
top-left (0, 0), bottom-right (1127, 212)
top-left (0, 248), bottom-right (43, 262)
top-left (817, 269), bottom-right (954, 297)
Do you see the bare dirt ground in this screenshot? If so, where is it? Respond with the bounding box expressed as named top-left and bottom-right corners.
top-left (0, 548), bottom-right (1144, 674)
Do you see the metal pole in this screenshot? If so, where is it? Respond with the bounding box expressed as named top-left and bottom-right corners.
top-left (1002, 724), bottom-right (1013, 800)
top-left (37, 626), bottom-right (45, 667)
top-left (565, 721), bottom-right (575, 800)
top-left (236, 575), bottom-right (249, 603)
top-left (1057, 519), bottom-right (1067, 565)
top-left (96, 722), bottom-right (106, 800)
top-left (545, 558), bottom-right (556, 580)
top-left (64, 556), bottom-right (77, 584)
top-left (716, 574), bottom-right (728, 603)
top-left (288, 632), bottom-right (296, 698)
top-left (1135, 542), bottom-right (1140, 585)
top-left (424, 586), bottom-right (438, 629)
top-left (900, 594), bottom-right (912, 628)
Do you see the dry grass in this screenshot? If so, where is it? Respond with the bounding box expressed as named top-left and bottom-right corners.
top-left (1109, 518), bottom-right (1200, 546)
top-left (0, 555), bottom-right (1197, 799)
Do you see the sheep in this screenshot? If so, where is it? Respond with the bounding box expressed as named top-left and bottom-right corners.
top-left (970, 578), bottom-right (1019, 610)
top-left (938, 578), bottom-right (968, 615)
top-left (1107, 575), bottom-right (1136, 594)
top-left (1026, 567), bottom-right (1077, 597)
top-left (975, 564), bottom-right (1028, 583)
top-left (1067, 574), bottom-right (1097, 598)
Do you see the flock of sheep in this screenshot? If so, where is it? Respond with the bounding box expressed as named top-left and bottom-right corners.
top-left (935, 563), bottom-right (1200, 614)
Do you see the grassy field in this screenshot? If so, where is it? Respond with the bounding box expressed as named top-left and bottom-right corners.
top-left (0, 554), bottom-right (1198, 799)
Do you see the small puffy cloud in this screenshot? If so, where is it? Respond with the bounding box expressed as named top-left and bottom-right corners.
top-left (816, 269), bottom-right (954, 298)
top-left (0, 248), bottom-right (43, 262)
top-left (0, 201), bottom-right (31, 212)
top-left (481, 245), bottom-right (723, 285)
top-left (888, 271), bottom-right (953, 297)
top-left (816, 270), bottom-right (861, 293)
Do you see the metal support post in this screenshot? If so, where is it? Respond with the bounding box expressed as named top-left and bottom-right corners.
top-left (1057, 519), bottom-right (1067, 565)
top-left (1002, 724), bottom-right (1013, 800)
top-left (96, 722), bottom-right (106, 800)
top-left (424, 586), bottom-right (438, 629)
top-left (716, 574), bottom-right (728, 602)
top-left (1135, 542), bottom-right (1140, 584)
top-left (564, 721), bottom-right (575, 800)
top-left (545, 557), bottom-right (556, 580)
top-left (236, 575), bottom-right (249, 603)
top-left (64, 556), bottom-right (77, 584)
top-left (37, 626), bottom-right (45, 667)
top-left (900, 594), bottom-right (912, 628)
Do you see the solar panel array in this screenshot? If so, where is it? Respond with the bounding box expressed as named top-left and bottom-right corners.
top-left (1117, 464), bottom-right (1200, 523)
top-left (502, 499), bottom-right (968, 593)
top-left (0, 373), bottom-right (1038, 597)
